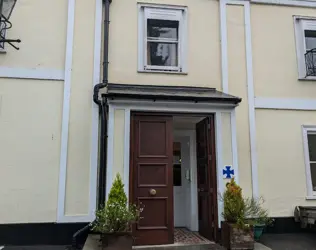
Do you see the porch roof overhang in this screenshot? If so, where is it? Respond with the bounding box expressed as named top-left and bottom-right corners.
top-left (103, 83), bottom-right (242, 105)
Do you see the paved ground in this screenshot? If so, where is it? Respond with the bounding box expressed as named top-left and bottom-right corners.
top-left (2, 233), bottom-right (316, 250)
top-left (260, 233), bottom-right (316, 250)
top-left (2, 246), bottom-right (67, 250)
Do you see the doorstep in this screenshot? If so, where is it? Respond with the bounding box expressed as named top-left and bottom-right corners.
top-left (132, 242), bottom-right (223, 250)
top-left (83, 235), bottom-right (224, 250)
top-left (83, 235), bottom-right (271, 250)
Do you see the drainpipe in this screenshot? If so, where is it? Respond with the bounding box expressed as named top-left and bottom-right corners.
top-left (94, 0), bottom-right (112, 209)
top-left (71, 0), bottom-right (111, 249)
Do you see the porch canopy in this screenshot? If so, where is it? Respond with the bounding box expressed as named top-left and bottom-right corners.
top-left (104, 83), bottom-right (242, 105)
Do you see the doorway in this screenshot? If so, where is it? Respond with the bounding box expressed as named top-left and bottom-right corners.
top-left (130, 113), bottom-right (218, 246)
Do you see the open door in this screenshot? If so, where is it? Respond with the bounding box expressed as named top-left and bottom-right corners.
top-left (196, 116), bottom-right (218, 241)
top-left (131, 114), bottom-right (174, 245)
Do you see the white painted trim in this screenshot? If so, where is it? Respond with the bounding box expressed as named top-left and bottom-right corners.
top-left (124, 108), bottom-right (131, 200)
top-left (293, 16), bottom-right (306, 79)
top-left (244, 1), bottom-right (259, 198)
top-left (306, 196), bottom-right (316, 200)
top-left (302, 125), bottom-right (316, 197)
top-left (251, 0), bottom-right (316, 8)
top-left (106, 106), bottom-right (115, 200)
top-left (215, 112), bottom-right (224, 228)
top-left (108, 99), bottom-right (236, 111)
top-left (88, 0), bottom-right (103, 221)
top-left (231, 109), bottom-right (239, 184)
top-left (0, 67), bottom-right (64, 80)
top-left (255, 97), bottom-right (316, 110)
top-left (57, 0), bottom-right (76, 223)
top-left (227, 0), bottom-right (248, 5)
top-left (220, 0), bottom-right (228, 93)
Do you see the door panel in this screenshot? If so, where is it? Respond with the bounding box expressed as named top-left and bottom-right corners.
top-left (131, 114), bottom-right (174, 245)
top-left (196, 116), bottom-right (218, 241)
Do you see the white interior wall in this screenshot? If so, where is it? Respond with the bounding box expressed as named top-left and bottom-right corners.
top-left (174, 126), bottom-right (198, 231)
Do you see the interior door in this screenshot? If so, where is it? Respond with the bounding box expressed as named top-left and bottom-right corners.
top-left (131, 114), bottom-right (174, 245)
top-left (196, 116), bottom-right (218, 241)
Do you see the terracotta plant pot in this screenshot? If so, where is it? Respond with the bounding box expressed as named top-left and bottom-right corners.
top-left (221, 221), bottom-right (254, 250)
top-left (101, 232), bottom-right (133, 250)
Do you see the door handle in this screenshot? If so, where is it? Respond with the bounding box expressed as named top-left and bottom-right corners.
top-left (199, 188), bottom-right (204, 192)
top-left (149, 189), bottom-right (157, 196)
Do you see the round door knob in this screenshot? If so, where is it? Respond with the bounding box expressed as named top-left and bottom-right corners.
top-left (149, 189), bottom-right (157, 196)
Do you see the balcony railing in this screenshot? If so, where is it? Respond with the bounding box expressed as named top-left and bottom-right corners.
top-left (305, 48), bottom-right (316, 77)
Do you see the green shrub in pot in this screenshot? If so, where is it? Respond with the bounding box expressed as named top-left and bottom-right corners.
top-left (91, 174), bottom-right (142, 249)
top-left (244, 197), bottom-right (272, 241)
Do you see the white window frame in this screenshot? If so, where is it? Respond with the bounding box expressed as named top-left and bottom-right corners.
top-left (138, 4), bottom-right (188, 74)
top-left (302, 125), bottom-right (316, 198)
top-left (294, 16), bottom-right (316, 80)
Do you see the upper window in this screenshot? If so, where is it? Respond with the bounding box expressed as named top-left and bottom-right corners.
top-left (294, 17), bottom-right (316, 78)
top-left (138, 5), bottom-right (187, 73)
top-left (302, 126), bottom-right (316, 197)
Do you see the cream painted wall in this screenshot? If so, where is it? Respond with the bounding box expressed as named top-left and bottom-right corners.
top-left (226, 5), bottom-right (252, 197)
top-left (112, 109), bottom-right (125, 179)
top-left (221, 112), bottom-right (234, 189)
top-left (256, 109), bottom-right (316, 217)
top-left (251, 4), bottom-right (316, 99)
top-left (0, 0), bottom-right (67, 70)
top-left (221, 112), bottom-right (233, 169)
top-left (108, 0), bottom-right (221, 89)
top-left (0, 79), bottom-right (63, 223)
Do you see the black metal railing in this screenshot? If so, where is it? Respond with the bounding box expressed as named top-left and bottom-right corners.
top-left (305, 48), bottom-right (316, 77)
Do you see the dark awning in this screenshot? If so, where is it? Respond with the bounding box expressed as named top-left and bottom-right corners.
top-left (104, 83), bottom-right (242, 104)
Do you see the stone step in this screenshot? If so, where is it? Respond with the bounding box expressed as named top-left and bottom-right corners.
top-left (133, 242), bottom-right (225, 250)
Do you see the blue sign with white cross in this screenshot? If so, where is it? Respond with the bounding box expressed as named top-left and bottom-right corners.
top-left (223, 166), bottom-right (234, 179)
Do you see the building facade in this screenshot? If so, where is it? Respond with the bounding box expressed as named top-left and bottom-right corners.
top-left (1, 0), bottom-right (316, 246)
top-left (0, 0), bottom-right (102, 244)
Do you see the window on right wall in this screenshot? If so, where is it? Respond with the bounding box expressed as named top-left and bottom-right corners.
top-left (302, 126), bottom-right (316, 197)
top-left (294, 17), bottom-right (316, 79)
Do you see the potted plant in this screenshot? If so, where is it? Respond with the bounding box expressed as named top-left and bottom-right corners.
top-left (91, 174), bottom-right (142, 250)
top-left (244, 197), bottom-right (272, 241)
top-left (221, 179), bottom-right (254, 250)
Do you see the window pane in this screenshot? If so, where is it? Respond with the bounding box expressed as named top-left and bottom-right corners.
top-left (308, 133), bottom-right (316, 161)
top-left (147, 42), bottom-right (178, 67)
top-left (310, 163), bottom-right (316, 191)
top-left (305, 30), bottom-right (316, 51)
top-left (147, 19), bottom-right (179, 39)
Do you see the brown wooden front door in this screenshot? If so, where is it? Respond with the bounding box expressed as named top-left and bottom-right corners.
top-left (196, 116), bottom-right (218, 241)
top-left (130, 114), bottom-right (174, 246)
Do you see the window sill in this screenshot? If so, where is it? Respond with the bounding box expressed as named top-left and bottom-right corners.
top-left (299, 76), bottom-right (316, 81)
top-left (138, 69), bottom-right (188, 75)
top-left (306, 196), bottom-right (316, 200)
